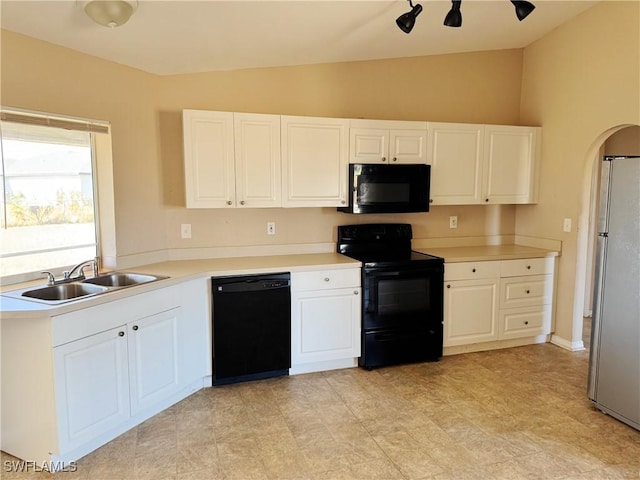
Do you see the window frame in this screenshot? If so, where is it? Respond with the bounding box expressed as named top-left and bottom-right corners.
top-left (0, 106), bottom-right (113, 286)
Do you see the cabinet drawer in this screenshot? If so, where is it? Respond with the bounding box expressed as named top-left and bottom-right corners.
top-left (500, 275), bottom-right (552, 308)
top-left (499, 305), bottom-right (551, 339)
top-left (444, 261), bottom-right (501, 281)
top-left (292, 268), bottom-right (360, 291)
top-left (500, 257), bottom-right (553, 277)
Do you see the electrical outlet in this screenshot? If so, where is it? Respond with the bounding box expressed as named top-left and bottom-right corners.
top-left (267, 221), bottom-right (276, 235)
top-left (181, 223), bottom-right (192, 239)
top-left (449, 216), bottom-right (458, 229)
top-left (563, 218), bottom-right (572, 233)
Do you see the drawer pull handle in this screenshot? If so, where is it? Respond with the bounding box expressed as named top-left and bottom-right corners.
top-left (324, 277), bottom-right (330, 282)
top-left (472, 268), bottom-right (476, 273)
top-left (132, 325), bottom-right (139, 331)
top-left (118, 331), bottom-right (125, 337)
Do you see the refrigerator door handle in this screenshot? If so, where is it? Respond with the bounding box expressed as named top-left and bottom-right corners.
top-left (587, 230), bottom-right (608, 400)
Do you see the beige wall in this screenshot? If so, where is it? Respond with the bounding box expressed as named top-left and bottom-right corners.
top-left (155, 50), bottom-right (525, 250)
top-left (1, 32), bottom-right (524, 260)
top-left (1, 31), bottom-right (165, 258)
top-left (605, 126), bottom-right (640, 155)
top-left (518, 1), bottom-right (640, 346)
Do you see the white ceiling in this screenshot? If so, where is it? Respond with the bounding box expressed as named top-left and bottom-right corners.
top-left (1, 0), bottom-right (598, 76)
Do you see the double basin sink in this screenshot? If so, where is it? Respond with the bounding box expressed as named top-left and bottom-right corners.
top-left (4, 273), bottom-right (168, 304)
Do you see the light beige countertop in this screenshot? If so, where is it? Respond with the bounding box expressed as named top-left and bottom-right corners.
top-left (416, 244), bottom-right (559, 263)
top-left (0, 253), bottom-right (360, 316)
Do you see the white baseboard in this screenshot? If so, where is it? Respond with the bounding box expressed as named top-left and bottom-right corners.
top-left (289, 358), bottom-right (358, 375)
top-left (550, 334), bottom-right (585, 351)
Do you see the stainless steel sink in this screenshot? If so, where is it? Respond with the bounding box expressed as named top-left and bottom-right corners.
top-left (2, 271), bottom-right (169, 304)
top-left (21, 283), bottom-right (109, 301)
top-left (82, 272), bottom-right (166, 288)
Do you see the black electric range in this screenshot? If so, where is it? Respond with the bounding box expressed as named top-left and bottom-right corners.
top-left (337, 224), bottom-right (444, 369)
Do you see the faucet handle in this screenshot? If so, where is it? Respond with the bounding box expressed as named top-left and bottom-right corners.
top-left (41, 271), bottom-right (56, 285)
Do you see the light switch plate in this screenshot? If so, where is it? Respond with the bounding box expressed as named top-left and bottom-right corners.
top-left (449, 216), bottom-right (458, 229)
top-left (267, 222), bottom-right (276, 235)
top-left (563, 218), bottom-right (572, 233)
top-left (181, 223), bottom-right (192, 239)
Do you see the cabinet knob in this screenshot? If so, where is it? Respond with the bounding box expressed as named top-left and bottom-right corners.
top-left (527, 265), bottom-right (531, 270)
top-left (324, 277), bottom-right (330, 282)
top-left (240, 200), bottom-right (245, 205)
top-left (447, 284), bottom-right (451, 289)
top-left (524, 321), bottom-right (529, 325)
top-left (354, 290), bottom-right (359, 295)
top-left (472, 268), bottom-right (476, 273)
top-left (118, 331), bottom-right (125, 337)
top-left (429, 199), bottom-right (433, 203)
top-left (392, 157), bottom-right (397, 162)
top-left (526, 290), bottom-right (530, 294)
top-left (341, 200), bottom-right (346, 205)
top-left (132, 325), bottom-right (139, 331)
top-left (485, 198), bottom-right (490, 203)
top-left (226, 200), bottom-right (232, 205)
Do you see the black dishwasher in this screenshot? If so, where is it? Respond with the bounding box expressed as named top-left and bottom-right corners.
top-left (211, 272), bottom-right (291, 386)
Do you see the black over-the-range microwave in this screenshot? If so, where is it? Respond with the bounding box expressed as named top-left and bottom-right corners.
top-left (338, 163), bottom-right (431, 214)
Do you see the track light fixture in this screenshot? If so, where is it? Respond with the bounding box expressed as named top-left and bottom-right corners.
top-left (443, 0), bottom-right (462, 28)
top-left (511, 0), bottom-right (536, 21)
top-left (396, 0), bottom-right (535, 33)
top-left (396, 0), bottom-right (423, 34)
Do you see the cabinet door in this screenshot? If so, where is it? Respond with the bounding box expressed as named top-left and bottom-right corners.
top-left (349, 128), bottom-right (389, 163)
top-left (54, 326), bottom-right (130, 453)
top-left (427, 123), bottom-right (484, 204)
top-left (128, 308), bottom-right (181, 415)
top-left (389, 129), bottom-right (427, 164)
top-left (182, 110), bottom-right (235, 208)
top-left (281, 116), bottom-right (349, 207)
top-left (291, 288), bottom-right (361, 365)
top-left (234, 113), bottom-right (282, 208)
top-left (483, 126), bottom-right (540, 204)
top-left (443, 278), bottom-right (499, 346)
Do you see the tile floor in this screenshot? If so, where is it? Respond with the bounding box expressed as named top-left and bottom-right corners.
top-left (2, 343), bottom-right (639, 480)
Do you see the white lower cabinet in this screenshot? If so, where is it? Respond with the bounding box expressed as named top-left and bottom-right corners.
top-left (1, 279), bottom-right (209, 470)
top-left (127, 308), bottom-right (181, 415)
top-left (444, 278), bottom-right (499, 346)
top-left (290, 269), bottom-right (361, 374)
top-left (54, 326), bottom-right (130, 453)
top-left (443, 257), bottom-right (555, 350)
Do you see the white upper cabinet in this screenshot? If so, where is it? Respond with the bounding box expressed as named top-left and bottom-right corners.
top-left (281, 115), bottom-right (349, 207)
top-left (349, 120), bottom-right (427, 164)
top-left (183, 110), bottom-right (235, 208)
top-left (427, 122), bottom-right (540, 205)
top-left (427, 123), bottom-right (484, 204)
top-left (234, 113), bottom-right (282, 208)
top-left (483, 125), bottom-right (540, 204)
top-left (182, 110), bottom-right (281, 208)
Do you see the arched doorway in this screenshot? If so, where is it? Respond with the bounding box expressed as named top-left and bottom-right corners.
top-left (575, 125), bottom-right (640, 350)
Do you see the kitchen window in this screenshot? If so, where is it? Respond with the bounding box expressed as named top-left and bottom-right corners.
top-left (0, 108), bottom-right (111, 285)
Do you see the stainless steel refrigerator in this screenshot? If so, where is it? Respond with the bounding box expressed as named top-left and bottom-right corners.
top-left (588, 155), bottom-right (640, 431)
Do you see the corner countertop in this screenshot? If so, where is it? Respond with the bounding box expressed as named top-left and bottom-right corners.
top-left (0, 253), bottom-right (360, 317)
top-left (415, 244), bottom-right (559, 263)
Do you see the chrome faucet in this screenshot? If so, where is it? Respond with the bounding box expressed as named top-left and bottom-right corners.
top-left (64, 258), bottom-right (99, 281)
top-left (42, 257), bottom-right (100, 285)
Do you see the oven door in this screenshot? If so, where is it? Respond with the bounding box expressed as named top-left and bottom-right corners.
top-left (362, 262), bottom-right (443, 332)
